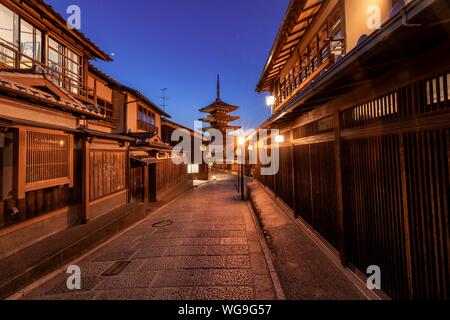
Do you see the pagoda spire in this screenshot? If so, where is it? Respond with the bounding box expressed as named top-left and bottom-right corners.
top-left (216, 74), bottom-right (221, 100)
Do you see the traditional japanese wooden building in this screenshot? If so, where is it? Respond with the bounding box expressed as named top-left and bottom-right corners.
top-left (255, 0), bottom-right (450, 300)
top-left (0, 0), bottom-right (189, 267)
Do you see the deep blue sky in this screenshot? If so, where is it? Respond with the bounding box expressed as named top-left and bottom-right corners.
top-left (47, 0), bottom-right (289, 131)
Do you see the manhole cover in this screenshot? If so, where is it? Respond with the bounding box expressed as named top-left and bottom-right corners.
top-left (102, 261), bottom-right (130, 276)
top-left (152, 220), bottom-right (173, 228)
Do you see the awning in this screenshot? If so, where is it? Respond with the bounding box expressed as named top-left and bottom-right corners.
top-left (127, 132), bottom-right (158, 142)
top-left (0, 73), bottom-right (104, 119)
top-left (130, 156), bottom-right (159, 166)
top-left (131, 143), bottom-right (172, 152)
top-left (79, 128), bottom-right (136, 142)
top-left (130, 149), bottom-right (160, 166)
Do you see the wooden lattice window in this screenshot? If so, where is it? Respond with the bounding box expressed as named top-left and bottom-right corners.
top-left (89, 150), bottom-right (126, 201)
top-left (17, 127), bottom-right (74, 198)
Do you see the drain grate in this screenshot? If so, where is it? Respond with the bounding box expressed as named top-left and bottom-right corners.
top-left (152, 220), bottom-right (173, 228)
top-left (102, 261), bottom-right (131, 276)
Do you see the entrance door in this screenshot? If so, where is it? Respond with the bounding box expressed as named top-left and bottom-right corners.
top-left (148, 164), bottom-right (157, 202)
top-left (130, 167), bottom-right (145, 203)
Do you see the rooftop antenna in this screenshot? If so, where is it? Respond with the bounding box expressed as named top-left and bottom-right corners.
top-left (160, 88), bottom-right (168, 114)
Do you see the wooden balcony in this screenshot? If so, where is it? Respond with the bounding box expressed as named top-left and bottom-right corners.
top-left (273, 39), bottom-right (345, 112)
top-left (137, 120), bottom-right (159, 135)
top-left (90, 117), bottom-right (118, 129)
top-left (0, 41), bottom-right (95, 104)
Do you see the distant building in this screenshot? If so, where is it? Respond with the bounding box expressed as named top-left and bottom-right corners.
top-left (161, 118), bottom-right (210, 181)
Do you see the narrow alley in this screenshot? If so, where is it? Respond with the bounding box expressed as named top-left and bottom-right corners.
top-left (22, 173), bottom-right (279, 300)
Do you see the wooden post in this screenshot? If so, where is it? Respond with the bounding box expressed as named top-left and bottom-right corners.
top-left (290, 128), bottom-right (297, 216)
top-left (334, 110), bottom-right (347, 266)
top-left (126, 146), bottom-right (131, 203)
top-left (81, 137), bottom-right (90, 223)
top-left (68, 135), bottom-right (74, 188)
top-left (399, 134), bottom-right (414, 300)
top-left (144, 165), bottom-right (149, 203)
top-left (15, 128), bottom-right (26, 200)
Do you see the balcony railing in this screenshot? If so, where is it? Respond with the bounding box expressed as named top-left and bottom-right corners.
top-left (0, 40), bottom-right (94, 103)
top-left (137, 120), bottom-right (159, 135)
top-left (274, 39), bottom-right (345, 111)
top-left (90, 117), bottom-right (118, 129)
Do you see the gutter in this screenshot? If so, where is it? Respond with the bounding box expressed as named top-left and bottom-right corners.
top-left (0, 115), bottom-right (135, 144)
top-left (0, 115), bottom-right (79, 133)
top-left (77, 128), bottom-right (136, 143)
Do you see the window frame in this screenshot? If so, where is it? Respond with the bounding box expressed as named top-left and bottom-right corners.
top-left (47, 36), bottom-right (84, 94)
top-left (137, 104), bottom-right (156, 131)
top-left (16, 127), bottom-right (74, 199)
top-left (0, 3), bottom-right (43, 68)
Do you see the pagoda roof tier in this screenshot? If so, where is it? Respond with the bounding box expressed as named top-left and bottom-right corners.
top-left (202, 125), bottom-right (241, 132)
top-left (199, 115), bottom-right (240, 123)
top-left (199, 98), bottom-right (239, 113)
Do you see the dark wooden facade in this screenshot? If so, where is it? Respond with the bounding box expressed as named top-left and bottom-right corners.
top-left (255, 0), bottom-right (450, 300)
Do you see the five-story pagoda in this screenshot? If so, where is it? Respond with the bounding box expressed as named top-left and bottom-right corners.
top-left (199, 75), bottom-right (241, 167)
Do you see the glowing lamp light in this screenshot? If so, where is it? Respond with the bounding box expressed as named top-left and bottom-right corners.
top-left (275, 135), bottom-right (285, 144)
top-left (266, 95), bottom-right (276, 107)
top-left (237, 136), bottom-right (245, 146)
top-left (248, 145), bottom-right (254, 151)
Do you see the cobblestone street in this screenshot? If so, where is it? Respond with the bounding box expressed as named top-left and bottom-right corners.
top-left (23, 174), bottom-right (278, 300)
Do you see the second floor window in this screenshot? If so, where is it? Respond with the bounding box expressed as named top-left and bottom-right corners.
top-left (138, 105), bottom-right (156, 130)
top-left (0, 4), bottom-right (42, 68)
top-left (97, 98), bottom-right (114, 120)
top-left (48, 38), bottom-right (82, 94)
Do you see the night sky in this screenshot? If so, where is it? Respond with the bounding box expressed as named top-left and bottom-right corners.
top-left (46, 0), bottom-right (289, 131)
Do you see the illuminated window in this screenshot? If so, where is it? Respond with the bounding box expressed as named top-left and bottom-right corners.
top-left (0, 4), bottom-right (42, 68)
top-left (25, 129), bottom-right (73, 192)
top-left (48, 38), bottom-right (82, 94)
top-left (138, 105), bottom-right (157, 132)
top-left (188, 164), bottom-right (199, 174)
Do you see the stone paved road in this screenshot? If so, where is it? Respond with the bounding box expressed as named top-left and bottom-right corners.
top-left (23, 173), bottom-right (278, 300)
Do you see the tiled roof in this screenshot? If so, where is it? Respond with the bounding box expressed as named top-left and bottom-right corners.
top-left (199, 98), bottom-right (239, 113)
top-left (30, 0), bottom-right (111, 61)
top-left (0, 75), bottom-right (104, 119)
top-left (89, 64), bottom-right (171, 118)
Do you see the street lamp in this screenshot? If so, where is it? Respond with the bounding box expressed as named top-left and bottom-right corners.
top-left (266, 95), bottom-right (275, 107)
top-left (275, 135), bottom-right (285, 144)
top-left (266, 95), bottom-right (276, 114)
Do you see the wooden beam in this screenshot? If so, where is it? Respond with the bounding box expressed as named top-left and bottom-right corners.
top-left (399, 134), bottom-right (415, 299)
top-left (81, 137), bottom-right (91, 223)
top-left (290, 128), bottom-right (297, 217)
top-left (334, 110), bottom-right (347, 266)
top-left (144, 165), bottom-right (149, 204)
top-left (15, 128), bottom-right (26, 200)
